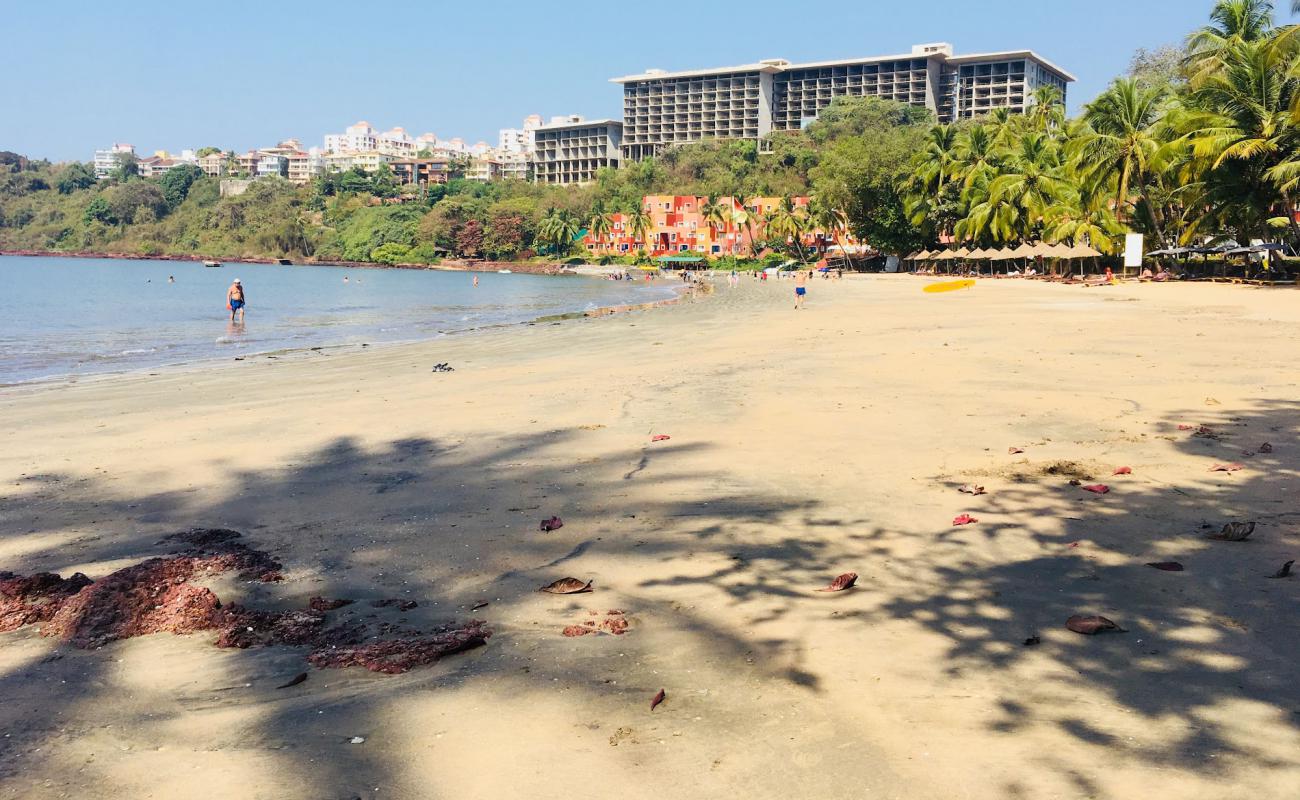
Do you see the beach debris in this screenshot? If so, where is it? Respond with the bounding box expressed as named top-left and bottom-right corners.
top-left (0, 529), bottom-right (490, 675)
top-left (1112, 466), bottom-right (1132, 476)
top-left (1081, 484), bottom-right (1110, 494)
top-left (816, 573), bottom-right (858, 592)
top-left (1177, 424), bottom-right (1194, 431)
top-left (1193, 426), bottom-right (1220, 439)
top-left (276, 672), bottom-right (309, 689)
top-left (307, 622), bottom-right (490, 674)
top-left (1145, 562), bottom-right (1185, 572)
top-left (1023, 635), bottom-right (1041, 647)
top-left (1258, 442), bottom-right (1274, 453)
top-left (1066, 615), bottom-right (1126, 635)
top-left (1067, 541), bottom-right (1082, 549)
top-left (350, 737), bottom-right (366, 745)
top-left (1267, 560), bottom-right (1294, 579)
top-left (562, 609), bottom-right (627, 636)
top-left (540, 516), bottom-right (564, 532)
top-left (957, 484), bottom-right (986, 495)
top-left (1209, 521), bottom-right (1255, 541)
top-left (540, 578), bottom-right (593, 594)
top-left (1067, 479), bottom-right (1082, 486)
top-left (1205, 397), bottom-right (1221, 406)
top-left (1210, 462), bottom-right (1244, 473)
top-left (308, 597), bottom-right (353, 612)
top-left (0, 571), bottom-right (94, 633)
top-left (952, 514), bottom-right (978, 526)
top-left (470, 601), bottom-right (490, 611)
top-left (651, 434), bottom-right (672, 442)
top-left (650, 689), bottom-right (666, 711)
top-left (1007, 446), bottom-right (1025, 455)
top-left (430, 363), bottom-right (455, 373)
top-left (370, 598), bottom-right (418, 611)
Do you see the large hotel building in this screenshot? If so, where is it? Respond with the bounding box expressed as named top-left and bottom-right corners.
top-left (611, 43), bottom-right (1074, 161)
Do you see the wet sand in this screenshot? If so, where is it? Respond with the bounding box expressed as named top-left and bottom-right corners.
top-left (1, 276), bottom-right (1298, 799)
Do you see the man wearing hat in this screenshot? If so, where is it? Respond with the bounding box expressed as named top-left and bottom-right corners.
top-left (226, 278), bottom-right (246, 322)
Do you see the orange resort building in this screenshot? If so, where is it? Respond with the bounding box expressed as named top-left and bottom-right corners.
top-left (582, 196), bottom-right (856, 257)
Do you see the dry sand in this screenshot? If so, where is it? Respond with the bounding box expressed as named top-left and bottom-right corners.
top-left (1, 275), bottom-right (1298, 799)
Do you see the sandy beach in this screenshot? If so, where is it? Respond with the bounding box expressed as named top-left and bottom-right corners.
top-left (1, 275), bottom-right (1298, 800)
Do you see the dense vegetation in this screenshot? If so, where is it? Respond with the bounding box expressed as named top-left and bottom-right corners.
top-left (0, 97), bottom-right (925, 266)
top-left (2, 0), bottom-right (1297, 265)
top-left (902, 0), bottom-right (1300, 254)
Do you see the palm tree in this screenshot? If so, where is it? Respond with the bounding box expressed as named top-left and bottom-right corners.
top-left (767, 196), bottom-right (811, 263)
top-left (806, 196), bottom-right (852, 266)
top-left (624, 204), bottom-right (655, 256)
top-left (539, 208), bottom-right (581, 256)
top-left (1027, 86), bottom-right (1066, 132)
top-left (731, 200), bottom-right (762, 257)
top-left (1069, 77), bottom-right (1172, 243)
top-left (1185, 0), bottom-right (1278, 85)
top-left (699, 195), bottom-right (731, 253)
top-left (953, 124), bottom-right (1001, 195)
top-left (1178, 34), bottom-right (1300, 244)
top-left (587, 203), bottom-right (613, 252)
top-left (979, 131), bottom-right (1070, 244)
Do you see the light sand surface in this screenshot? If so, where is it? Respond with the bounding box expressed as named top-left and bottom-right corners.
top-left (1, 276), bottom-right (1298, 800)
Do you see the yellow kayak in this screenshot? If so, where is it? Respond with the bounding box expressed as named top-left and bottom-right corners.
top-left (923, 279), bottom-right (976, 294)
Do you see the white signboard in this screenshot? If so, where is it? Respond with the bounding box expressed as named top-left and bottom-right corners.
top-left (1123, 233), bottom-right (1144, 268)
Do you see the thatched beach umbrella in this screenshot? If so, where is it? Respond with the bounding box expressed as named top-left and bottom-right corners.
top-left (988, 247), bottom-right (1015, 261)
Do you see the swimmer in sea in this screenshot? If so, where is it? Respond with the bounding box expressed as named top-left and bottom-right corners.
top-left (226, 278), bottom-right (246, 322)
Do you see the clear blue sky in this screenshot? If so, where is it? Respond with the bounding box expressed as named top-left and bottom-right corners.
top-left (1, 0), bottom-right (1280, 162)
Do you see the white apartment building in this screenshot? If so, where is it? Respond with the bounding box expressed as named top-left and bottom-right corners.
top-left (324, 121), bottom-right (378, 153)
top-left (286, 150), bottom-right (327, 183)
top-left (498, 151), bottom-right (531, 181)
top-left (377, 127), bottom-right (416, 157)
top-left (93, 143), bottom-right (135, 179)
top-left (497, 114), bottom-right (543, 155)
top-left (256, 154), bottom-right (289, 178)
top-left (466, 157), bottom-right (503, 182)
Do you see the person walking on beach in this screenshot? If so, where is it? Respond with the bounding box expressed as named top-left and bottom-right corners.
top-left (226, 279), bottom-right (246, 322)
top-left (473, 275), bottom-right (479, 287)
top-left (794, 270), bottom-right (808, 309)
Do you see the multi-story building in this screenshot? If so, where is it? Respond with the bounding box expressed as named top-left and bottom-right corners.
top-left (582, 195), bottom-right (843, 256)
top-left (466, 157), bottom-right (502, 182)
top-left (532, 117), bottom-right (621, 186)
top-left (93, 143), bottom-right (135, 179)
top-left (497, 151), bottom-right (531, 181)
top-left (256, 154), bottom-right (289, 179)
top-left (286, 150), bottom-right (327, 184)
top-left (234, 150), bottom-right (261, 177)
top-left (498, 114), bottom-right (543, 155)
top-left (612, 43), bottom-right (1073, 160)
top-left (378, 127), bottom-right (416, 157)
top-left (198, 151), bottom-right (227, 178)
top-left (390, 158), bottom-right (451, 186)
top-left (324, 121), bottom-right (378, 154)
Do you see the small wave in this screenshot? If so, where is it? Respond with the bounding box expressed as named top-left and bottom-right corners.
top-left (119, 347), bottom-right (157, 356)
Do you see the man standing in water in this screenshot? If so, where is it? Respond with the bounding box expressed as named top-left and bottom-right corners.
top-left (226, 278), bottom-right (246, 322)
top-left (794, 270), bottom-right (808, 309)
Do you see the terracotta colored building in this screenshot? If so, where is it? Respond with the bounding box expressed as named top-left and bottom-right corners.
top-left (583, 195), bottom-right (848, 257)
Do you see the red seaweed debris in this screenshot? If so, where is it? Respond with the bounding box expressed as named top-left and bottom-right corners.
top-left (0, 528), bottom-right (490, 674)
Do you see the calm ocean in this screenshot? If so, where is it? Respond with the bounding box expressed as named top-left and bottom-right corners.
top-left (0, 256), bottom-right (673, 384)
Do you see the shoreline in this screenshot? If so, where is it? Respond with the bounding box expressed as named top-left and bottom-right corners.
top-left (1, 277), bottom-right (1297, 798)
top-left (0, 248), bottom-right (575, 276)
top-left (0, 280), bottom-right (698, 392)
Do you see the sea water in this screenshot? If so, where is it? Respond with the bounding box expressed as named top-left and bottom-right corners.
top-left (0, 256), bottom-right (672, 383)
